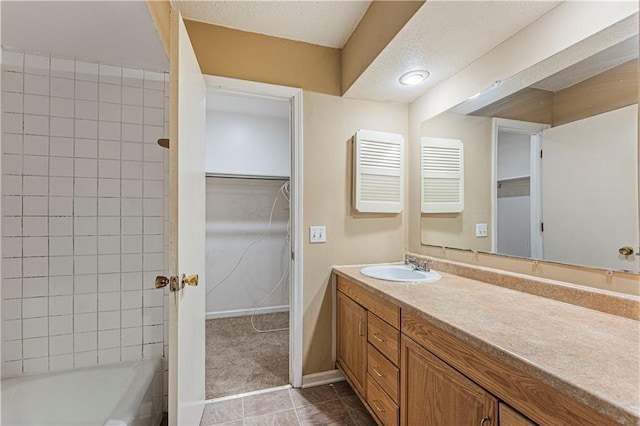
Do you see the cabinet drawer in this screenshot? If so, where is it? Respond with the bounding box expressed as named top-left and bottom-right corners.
top-left (368, 312), bottom-right (400, 365)
top-left (367, 374), bottom-right (399, 426)
top-left (368, 344), bottom-right (399, 404)
top-left (337, 276), bottom-right (400, 328)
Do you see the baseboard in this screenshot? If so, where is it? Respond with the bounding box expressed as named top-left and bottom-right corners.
top-left (301, 369), bottom-right (345, 388)
top-left (205, 305), bottom-right (289, 320)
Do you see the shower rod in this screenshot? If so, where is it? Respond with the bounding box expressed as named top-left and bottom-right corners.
top-left (205, 172), bottom-right (290, 181)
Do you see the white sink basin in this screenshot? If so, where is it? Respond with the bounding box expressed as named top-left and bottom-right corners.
top-left (360, 265), bottom-right (441, 283)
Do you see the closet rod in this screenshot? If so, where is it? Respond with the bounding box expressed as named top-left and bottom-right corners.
top-left (205, 173), bottom-right (290, 181)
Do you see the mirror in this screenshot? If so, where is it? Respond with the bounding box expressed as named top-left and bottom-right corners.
top-left (420, 27), bottom-right (639, 274)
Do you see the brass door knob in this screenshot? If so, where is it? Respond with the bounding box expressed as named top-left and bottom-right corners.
top-left (181, 273), bottom-right (199, 287)
top-left (155, 276), bottom-right (169, 289)
top-left (619, 246), bottom-right (635, 256)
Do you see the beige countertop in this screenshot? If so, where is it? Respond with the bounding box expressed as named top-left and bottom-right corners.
top-left (333, 264), bottom-right (640, 425)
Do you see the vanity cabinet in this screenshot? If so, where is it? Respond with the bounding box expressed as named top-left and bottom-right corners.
top-left (336, 291), bottom-right (367, 395)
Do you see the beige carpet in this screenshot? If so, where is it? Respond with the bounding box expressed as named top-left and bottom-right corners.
top-left (205, 312), bottom-right (289, 399)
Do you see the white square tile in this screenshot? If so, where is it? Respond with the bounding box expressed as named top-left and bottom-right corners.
top-left (48, 196), bottom-right (72, 217)
top-left (98, 141), bottom-right (121, 162)
top-left (122, 105), bottom-right (143, 124)
top-left (49, 255), bottom-right (73, 276)
top-left (143, 217), bottom-right (163, 235)
top-left (143, 144), bottom-right (163, 163)
top-left (98, 235), bottom-right (121, 255)
top-left (74, 138), bottom-right (98, 158)
top-left (2, 237), bottom-right (22, 257)
top-left (23, 277), bottom-right (48, 297)
top-left (122, 235), bottom-right (142, 254)
top-left (23, 317), bottom-right (48, 338)
top-left (2, 133), bottom-right (23, 154)
top-left (122, 180), bottom-right (142, 198)
top-left (122, 87), bottom-right (143, 106)
top-left (98, 329), bottom-right (121, 350)
top-left (73, 217), bottom-right (97, 236)
top-left (48, 217), bottom-right (73, 237)
top-left (23, 237), bottom-right (48, 257)
top-left (74, 273), bottom-right (98, 293)
top-left (23, 297), bottom-right (48, 318)
top-left (143, 306), bottom-right (164, 326)
top-left (74, 197), bottom-right (98, 216)
top-left (2, 217), bottom-right (22, 238)
top-left (121, 273), bottom-right (142, 292)
top-left (24, 74), bottom-right (49, 95)
top-left (98, 272), bottom-right (120, 292)
top-left (122, 124), bottom-right (143, 142)
top-left (98, 254), bottom-right (120, 274)
top-left (50, 354), bottom-right (74, 371)
top-left (99, 179), bottom-right (120, 197)
top-left (142, 343), bottom-right (163, 358)
top-left (23, 176), bottom-right (47, 196)
top-left (49, 295), bottom-right (72, 315)
top-left (2, 153), bottom-right (22, 175)
top-left (99, 64), bottom-right (121, 85)
top-left (122, 68), bottom-right (143, 87)
top-left (23, 216), bottom-right (48, 236)
top-left (74, 255), bottom-right (98, 275)
top-left (24, 94), bottom-right (49, 115)
top-left (143, 71), bottom-right (164, 90)
top-left (143, 325), bottom-right (163, 344)
top-left (121, 326), bottom-right (142, 347)
top-left (50, 77), bottom-right (74, 98)
top-left (74, 312), bottom-right (97, 333)
top-left (3, 319), bottom-right (22, 341)
top-left (74, 236), bottom-right (97, 255)
top-left (22, 256), bottom-right (47, 277)
top-left (143, 180), bottom-right (163, 198)
top-left (122, 198), bottom-right (143, 217)
top-left (99, 348), bottom-right (121, 364)
top-left (49, 237), bottom-right (73, 256)
top-left (2, 257), bottom-right (22, 278)
top-left (50, 157), bottom-right (74, 177)
top-left (23, 155), bottom-right (49, 176)
top-left (74, 294), bottom-right (97, 314)
top-left (23, 357), bottom-right (49, 374)
top-left (50, 137), bottom-right (74, 157)
top-left (24, 114), bottom-right (49, 136)
top-left (74, 331), bottom-right (97, 352)
top-left (3, 50), bottom-right (24, 71)
top-left (75, 80), bottom-right (98, 101)
top-left (24, 53), bottom-right (50, 76)
top-left (122, 253), bottom-right (142, 273)
top-left (49, 315), bottom-right (73, 335)
top-left (121, 345), bottom-right (142, 361)
top-left (98, 159), bottom-right (121, 179)
top-left (74, 158), bottom-right (98, 178)
top-left (3, 91), bottom-right (23, 113)
top-left (74, 351), bottom-right (98, 368)
top-left (51, 57), bottom-right (75, 79)
top-left (2, 278), bottom-right (22, 299)
top-left (75, 99), bottom-right (98, 120)
top-left (74, 177), bottom-right (98, 197)
top-left (50, 97), bottom-right (74, 118)
top-left (75, 61), bottom-right (99, 82)
top-left (3, 340), bottom-right (22, 361)
top-left (51, 117), bottom-right (74, 137)
top-left (99, 122), bottom-right (121, 141)
top-left (98, 198), bottom-right (120, 216)
top-left (144, 199), bottom-right (163, 217)
top-left (121, 309), bottom-right (142, 329)
top-left (49, 177), bottom-right (74, 197)
top-left (121, 217), bottom-right (142, 235)
top-left (98, 217), bottom-right (120, 236)
top-left (3, 71), bottom-right (24, 93)
top-left (23, 337), bottom-right (48, 358)
top-left (2, 112), bottom-right (23, 134)
top-left (122, 144), bottom-right (143, 162)
top-left (2, 176), bottom-right (22, 196)
top-left (143, 253), bottom-right (163, 271)
top-left (99, 83), bottom-right (121, 104)
top-left (143, 89), bottom-right (164, 108)
top-left (143, 125), bottom-right (164, 145)
top-left (49, 275), bottom-right (73, 296)
top-left (2, 196), bottom-right (22, 216)
top-left (3, 299), bottom-right (22, 320)
top-left (50, 334), bottom-right (73, 355)
top-left (99, 102), bottom-right (121, 122)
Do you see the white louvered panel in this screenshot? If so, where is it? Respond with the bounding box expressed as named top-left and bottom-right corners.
top-left (354, 130), bottom-right (404, 213)
top-left (421, 137), bottom-right (464, 213)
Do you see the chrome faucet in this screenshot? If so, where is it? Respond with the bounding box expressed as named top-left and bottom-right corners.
top-left (404, 256), bottom-right (430, 272)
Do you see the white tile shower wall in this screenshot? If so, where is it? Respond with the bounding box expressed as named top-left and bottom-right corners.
top-left (1, 49), bottom-right (169, 379)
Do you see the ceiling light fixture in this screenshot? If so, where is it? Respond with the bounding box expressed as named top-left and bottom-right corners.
top-left (399, 70), bottom-right (430, 86)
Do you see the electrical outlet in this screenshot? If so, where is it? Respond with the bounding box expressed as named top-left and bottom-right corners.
top-left (476, 223), bottom-right (488, 237)
top-left (309, 226), bottom-right (326, 243)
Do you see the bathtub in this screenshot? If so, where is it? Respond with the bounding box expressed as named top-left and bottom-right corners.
top-left (1, 359), bottom-right (163, 426)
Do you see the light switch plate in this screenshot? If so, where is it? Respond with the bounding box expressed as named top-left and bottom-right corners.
top-left (476, 223), bottom-right (488, 237)
top-left (309, 226), bottom-right (326, 243)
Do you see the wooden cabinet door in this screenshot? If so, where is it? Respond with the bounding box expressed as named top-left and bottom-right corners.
top-left (499, 403), bottom-right (536, 426)
top-left (401, 336), bottom-right (498, 426)
top-left (337, 292), bottom-right (367, 395)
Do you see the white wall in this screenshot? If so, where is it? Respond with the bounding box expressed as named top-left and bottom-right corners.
top-left (542, 104), bottom-right (639, 272)
top-left (205, 178), bottom-right (289, 317)
top-left (497, 131), bottom-right (530, 179)
top-left (1, 49), bottom-right (170, 377)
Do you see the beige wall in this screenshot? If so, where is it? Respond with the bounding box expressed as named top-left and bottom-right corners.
top-left (302, 91), bottom-right (408, 374)
top-left (419, 112), bottom-right (492, 252)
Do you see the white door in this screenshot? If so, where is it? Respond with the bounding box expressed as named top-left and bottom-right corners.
top-left (168, 9), bottom-right (207, 426)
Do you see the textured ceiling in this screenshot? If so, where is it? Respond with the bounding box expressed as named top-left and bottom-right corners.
top-left (172, 1), bottom-right (371, 49)
top-left (344, 0), bottom-right (561, 103)
top-left (1, 1), bottom-right (168, 71)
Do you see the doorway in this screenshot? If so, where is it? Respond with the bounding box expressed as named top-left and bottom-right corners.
top-left (201, 76), bottom-right (303, 400)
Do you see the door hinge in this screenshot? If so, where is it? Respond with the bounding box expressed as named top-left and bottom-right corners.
top-left (540, 222), bottom-right (544, 232)
top-left (540, 149), bottom-right (543, 158)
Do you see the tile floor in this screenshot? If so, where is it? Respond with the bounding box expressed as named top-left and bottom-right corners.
top-left (200, 382), bottom-right (376, 425)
